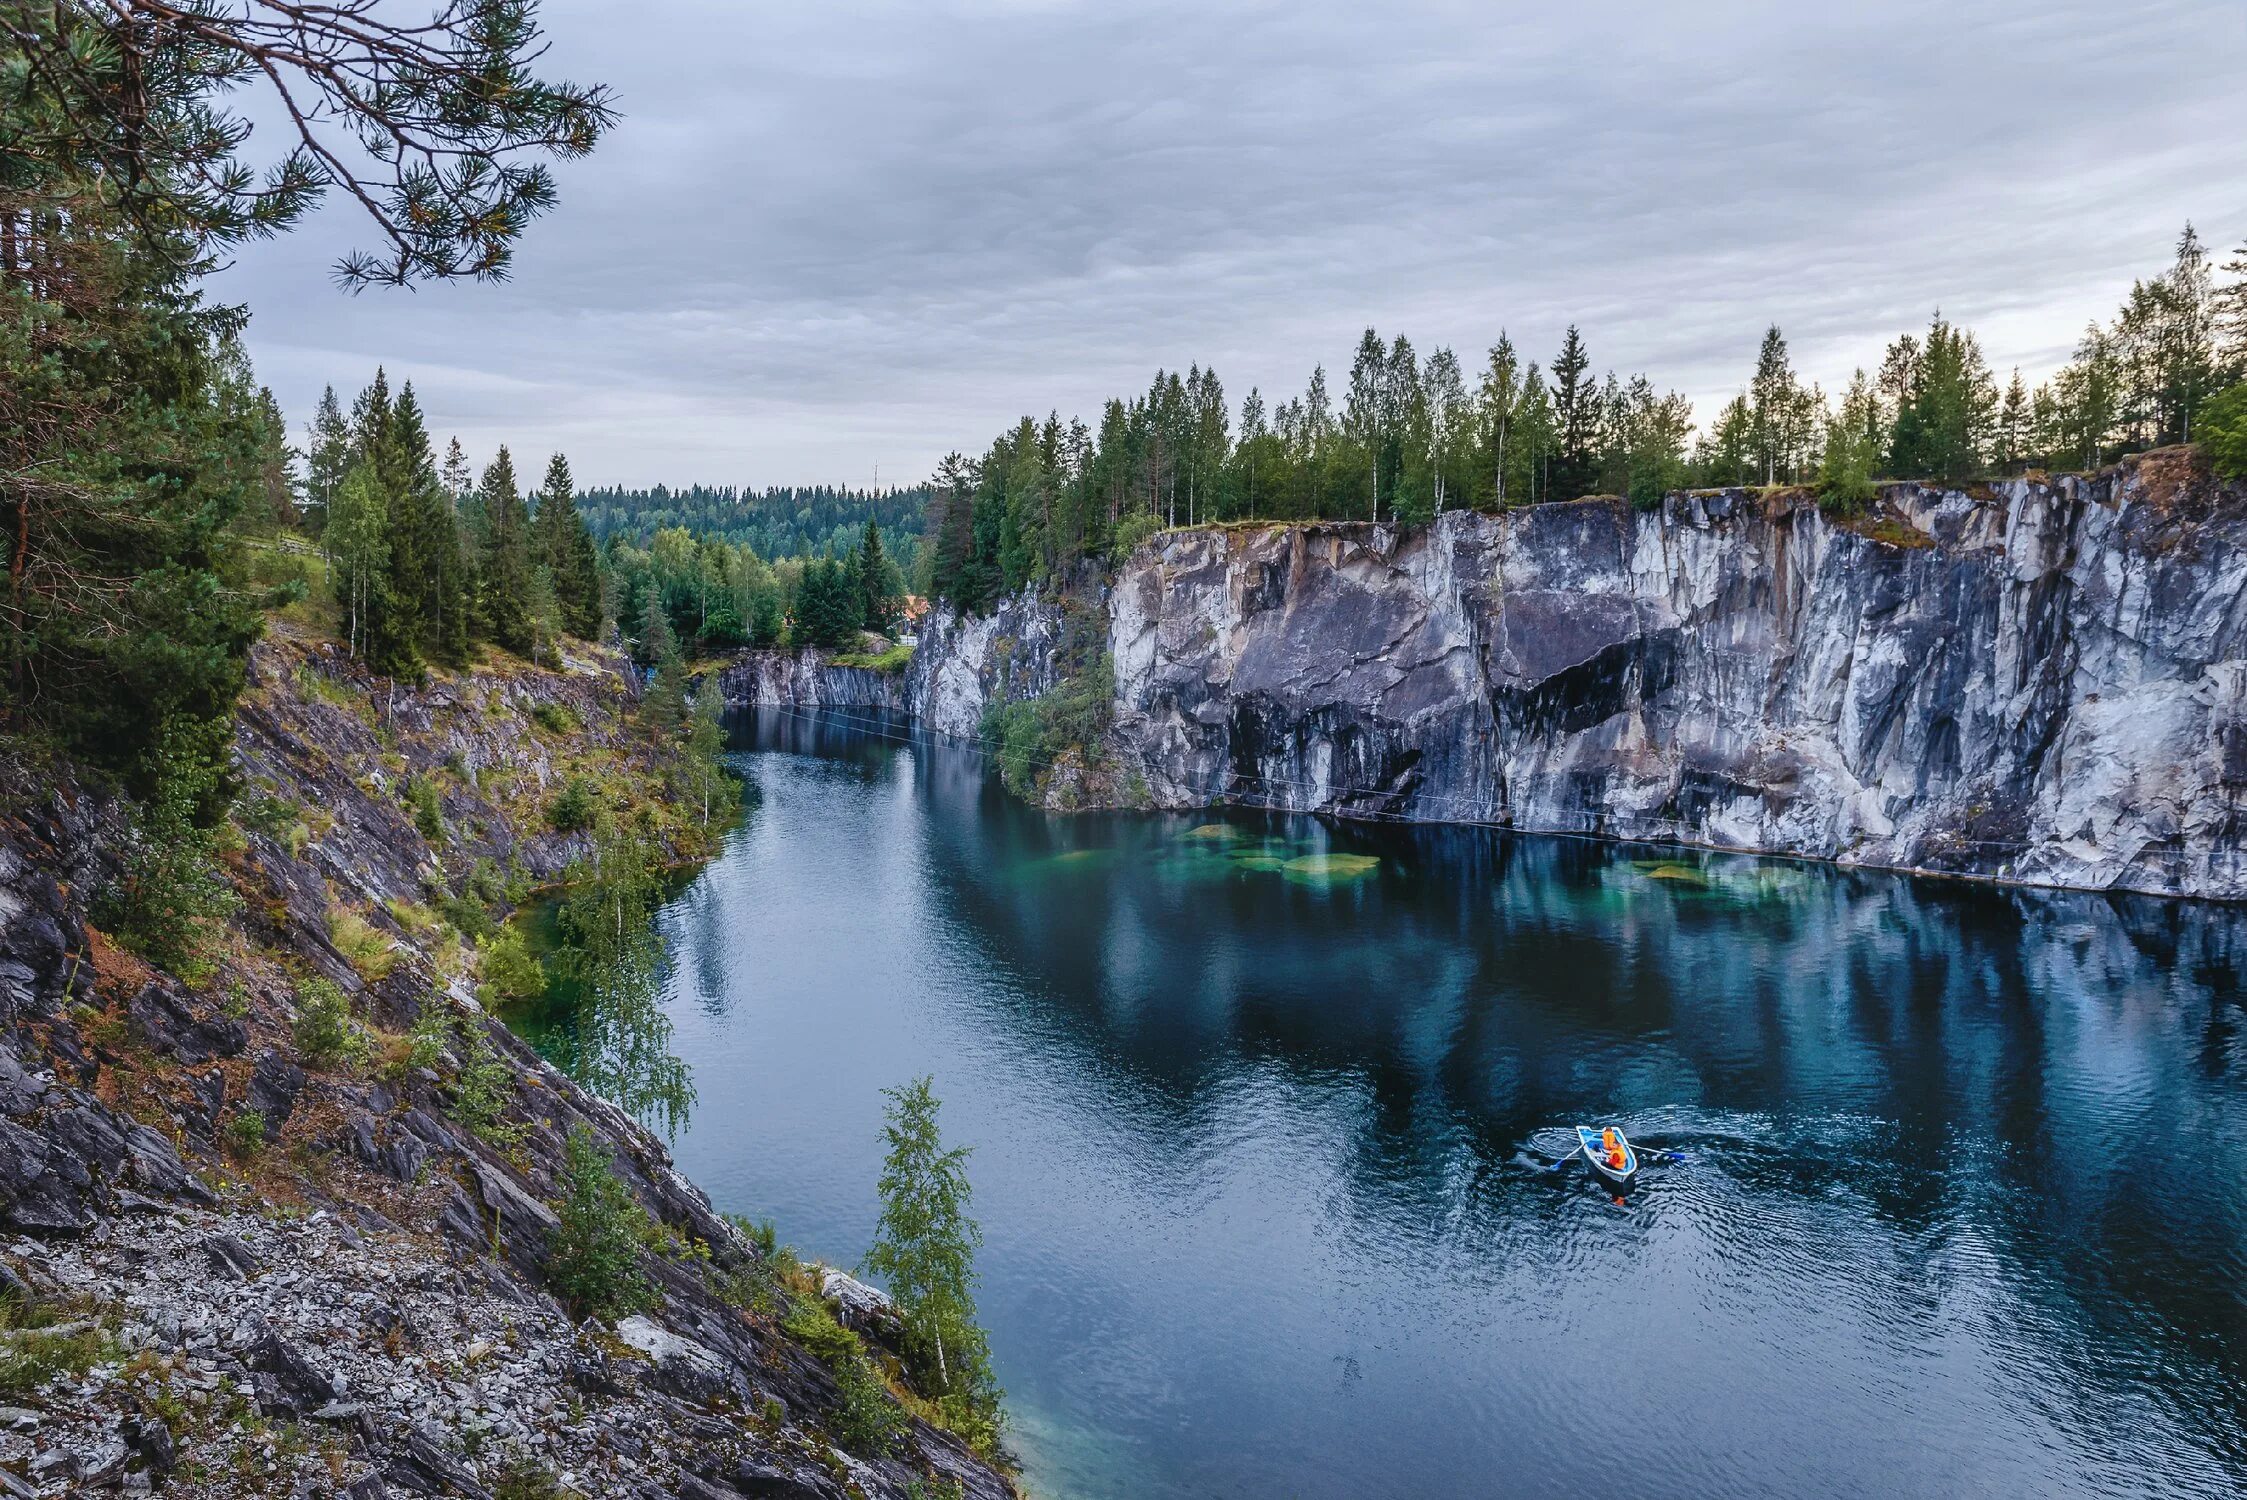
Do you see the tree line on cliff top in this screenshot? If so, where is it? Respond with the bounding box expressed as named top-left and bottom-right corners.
top-left (921, 226), bottom-right (2247, 610)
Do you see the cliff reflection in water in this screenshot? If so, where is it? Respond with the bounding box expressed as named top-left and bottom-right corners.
top-left (660, 707), bottom-right (2247, 1500)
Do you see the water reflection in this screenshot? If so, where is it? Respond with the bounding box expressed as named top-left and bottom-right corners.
top-left (660, 707), bottom-right (2247, 1499)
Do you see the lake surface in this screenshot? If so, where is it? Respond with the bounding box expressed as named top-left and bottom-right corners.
top-left (629, 708), bottom-right (2247, 1498)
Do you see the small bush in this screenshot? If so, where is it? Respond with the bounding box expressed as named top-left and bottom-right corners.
top-left (546, 1127), bottom-right (655, 1323)
top-left (448, 1016), bottom-right (521, 1144)
top-left (225, 1108), bottom-right (267, 1160)
top-left (830, 1347), bottom-right (905, 1456)
top-left (780, 1293), bottom-right (862, 1366)
top-left (531, 701), bottom-right (579, 735)
top-left (492, 1456), bottom-right (578, 1500)
top-left (235, 789), bottom-right (301, 840)
top-left (406, 776), bottom-right (446, 842)
top-left (112, 716), bottom-right (241, 984)
top-left (476, 928), bottom-right (546, 1008)
top-left (293, 978), bottom-right (370, 1071)
top-left (781, 1284), bottom-right (902, 1453)
top-left (547, 777), bottom-right (598, 833)
top-left (402, 1004), bottom-right (454, 1073)
top-left (1111, 507), bottom-right (1162, 559)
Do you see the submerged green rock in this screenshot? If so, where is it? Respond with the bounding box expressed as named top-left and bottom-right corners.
top-left (1281, 853), bottom-right (1381, 883)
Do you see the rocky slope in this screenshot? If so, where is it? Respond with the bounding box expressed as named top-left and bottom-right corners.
top-left (732, 452), bottom-right (2247, 899)
top-left (0, 630), bottom-right (1014, 1498)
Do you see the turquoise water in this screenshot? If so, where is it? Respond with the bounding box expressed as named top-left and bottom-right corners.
top-left (619, 709), bottom-right (2247, 1498)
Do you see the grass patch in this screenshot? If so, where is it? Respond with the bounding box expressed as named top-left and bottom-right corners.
top-left (831, 642), bottom-right (914, 673)
top-left (328, 905), bottom-right (397, 981)
top-left (0, 1294), bottom-right (107, 1399)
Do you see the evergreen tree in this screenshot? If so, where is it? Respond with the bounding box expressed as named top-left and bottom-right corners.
top-left (536, 453), bottom-right (603, 638)
top-left (1548, 326), bottom-right (1598, 499)
top-left (791, 557), bottom-right (861, 649)
top-left (864, 1077), bottom-right (1002, 1451)
top-left (1887, 315), bottom-right (1995, 481)
top-left (247, 384), bottom-right (299, 532)
top-left (2053, 323), bottom-right (2124, 469)
top-left (480, 447), bottom-right (535, 654)
top-left (1818, 371), bottom-right (1883, 508)
top-left (527, 565), bottom-right (564, 668)
top-left (856, 521), bottom-right (898, 632)
top-left (386, 382), bottom-right (470, 669)
top-left (1748, 326), bottom-right (1805, 484)
top-left (302, 385), bottom-right (351, 535)
top-left (1997, 371), bottom-right (2030, 473)
top-left (1694, 394), bottom-right (1755, 486)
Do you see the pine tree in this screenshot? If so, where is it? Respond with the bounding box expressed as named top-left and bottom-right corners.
top-left (249, 386), bottom-right (300, 532)
top-left (1548, 326), bottom-right (1598, 499)
top-left (1342, 329), bottom-right (1388, 520)
top-left (856, 520), bottom-right (897, 632)
top-left (302, 386), bottom-right (351, 535)
top-left (1997, 371), bottom-right (2030, 473)
top-left (535, 453), bottom-right (603, 638)
top-left (386, 382), bottom-right (470, 669)
top-left (1818, 371), bottom-right (1883, 508)
top-left (480, 447), bottom-right (534, 654)
top-left (1748, 326), bottom-right (1802, 485)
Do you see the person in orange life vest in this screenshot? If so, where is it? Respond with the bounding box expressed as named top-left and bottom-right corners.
top-left (1602, 1127), bottom-right (1626, 1170)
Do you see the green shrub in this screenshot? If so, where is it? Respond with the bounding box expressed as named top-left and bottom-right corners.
top-left (225, 1108), bottom-right (267, 1159)
top-left (1111, 507), bottom-right (1162, 559)
top-left (492, 1456), bottom-right (577, 1500)
top-left (780, 1289), bottom-right (903, 1454)
top-left (545, 1127), bottom-right (655, 1322)
top-left (450, 1016), bottom-right (520, 1143)
top-left (547, 776), bottom-right (598, 833)
top-left (403, 1004), bottom-right (454, 1073)
top-left (111, 716), bottom-right (241, 983)
top-left (829, 1346), bottom-right (905, 1456)
top-left (476, 927), bottom-right (546, 1008)
top-left (406, 776), bottom-right (446, 842)
top-left (780, 1293), bottom-right (862, 1365)
top-left (293, 978), bottom-right (370, 1070)
top-left (236, 789), bottom-right (302, 840)
top-left (531, 701), bottom-right (579, 735)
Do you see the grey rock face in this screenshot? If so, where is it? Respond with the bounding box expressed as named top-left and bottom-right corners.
top-left (1104, 470), bottom-right (2247, 896)
top-left (764, 459), bottom-right (2247, 899)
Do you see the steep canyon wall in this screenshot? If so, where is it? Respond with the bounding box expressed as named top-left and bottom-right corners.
top-left (727, 456), bottom-right (2247, 899)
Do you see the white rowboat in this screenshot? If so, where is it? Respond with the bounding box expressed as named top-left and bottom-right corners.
top-left (1577, 1125), bottom-right (1639, 1187)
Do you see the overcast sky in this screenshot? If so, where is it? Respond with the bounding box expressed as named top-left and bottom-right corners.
top-left (217, 0), bottom-right (2247, 490)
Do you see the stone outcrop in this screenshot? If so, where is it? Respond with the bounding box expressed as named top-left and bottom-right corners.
top-left (739, 452), bottom-right (2247, 899)
top-left (0, 629), bottom-right (1015, 1498)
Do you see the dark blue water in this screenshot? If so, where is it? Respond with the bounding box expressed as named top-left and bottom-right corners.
top-left (649, 709), bottom-right (2247, 1499)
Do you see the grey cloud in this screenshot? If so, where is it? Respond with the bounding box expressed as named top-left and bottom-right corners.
top-left (218, 0), bottom-right (2247, 486)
